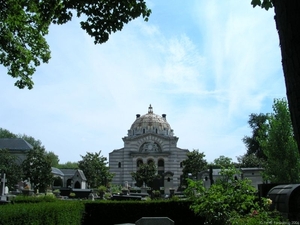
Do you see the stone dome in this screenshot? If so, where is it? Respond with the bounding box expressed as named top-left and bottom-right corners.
top-left (128, 105), bottom-right (173, 137)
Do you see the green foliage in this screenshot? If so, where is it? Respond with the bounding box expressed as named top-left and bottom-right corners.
top-left (83, 201), bottom-right (203, 225)
top-left (182, 149), bottom-right (207, 180)
top-left (258, 98), bottom-right (300, 183)
top-left (212, 155), bottom-right (233, 168)
top-left (78, 151), bottom-right (113, 188)
top-left (185, 166), bottom-right (282, 225)
top-left (13, 195), bottom-right (57, 204)
top-left (0, 0), bottom-right (151, 89)
top-left (0, 149), bottom-right (23, 189)
top-left (0, 128), bottom-right (17, 138)
top-left (97, 185), bottom-right (107, 193)
top-left (251, 0), bottom-right (273, 10)
top-left (237, 153), bottom-right (265, 168)
top-left (131, 162), bottom-right (160, 188)
top-left (0, 201), bottom-right (84, 225)
top-left (57, 161), bottom-right (78, 169)
top-left (22, 147), bottom-right (53, 193)
top-left (46, 151), bottom-right (60, 167)
top-left (242, 113), bottom-right (268, 159)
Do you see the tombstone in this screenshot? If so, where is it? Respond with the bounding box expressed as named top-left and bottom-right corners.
top-left (135, 217), bottom-right (174, 225)
top-left (0, 172), bottom-right (7, 201)
top-left (88, 192), bottom-right (94, 201)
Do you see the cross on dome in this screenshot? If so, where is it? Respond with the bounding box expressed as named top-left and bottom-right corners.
top-left (148, 104), bottom-right (153, 114)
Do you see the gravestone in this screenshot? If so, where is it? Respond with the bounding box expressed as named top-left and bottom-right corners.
top-left (0, 172), bottom-right (7, 201)
top-left (135, 217), bottom-right (174, 225)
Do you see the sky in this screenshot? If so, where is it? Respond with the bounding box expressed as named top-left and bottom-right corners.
top-left (0, 0), bottom-right (286, 164)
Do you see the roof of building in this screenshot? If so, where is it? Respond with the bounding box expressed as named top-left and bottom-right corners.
top-left (52, 167), bottom-right (64, 176)
top-left (0, 138), bottom-right (33, 151)
top-left (60, 169), bottom-right (77, 176)
top-left (76, 170), bottom-right (87, 181)
top-left (130, 105), bottom-right (172, 134)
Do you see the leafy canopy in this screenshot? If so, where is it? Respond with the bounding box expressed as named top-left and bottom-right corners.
top-left (0, 149), bottom-right (23, 190)
top-left (185, 166), bottom-right (283, 225)
top-left (131, 162), bottom-right (160, 188)
top-left (78, 151), bottom-right (113, 188)
top-left (182, 149), bottom-right (207, 179)
top-left (251, 0), bottom-right (273, 10)
top-left (0, 0), bottom-right (151, 89)
top-left (22, 147), bottom-right (53, 193)
top-left (258, 98), bottom-right (300, 183)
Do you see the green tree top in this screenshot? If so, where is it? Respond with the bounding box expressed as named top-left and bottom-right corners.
top-left (1, 0), bottom-right (151, 89)
top-left (78, 151), bottom-right (113, 188)
top-left (182, 149), bottom-right (207, 179)
top-left (242, 113), bottom-right (268, 159)
top-left (22, 147), bottom-right (53, 193)
top-left (258, 98), bottom-right (300, 183)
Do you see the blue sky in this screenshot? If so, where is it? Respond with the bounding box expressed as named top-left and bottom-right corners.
top-left (0, 0), bottom-right (286, 164)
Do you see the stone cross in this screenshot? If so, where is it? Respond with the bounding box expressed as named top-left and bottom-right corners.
top-left (1, 173), bottom-right (7, 194)
top-left (0, 172), bottom-right (7, 201)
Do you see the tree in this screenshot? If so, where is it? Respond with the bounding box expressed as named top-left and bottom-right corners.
top-left (236, 153), bottom-right (265, 168)
top-left (251, 0), bottom-right (300, 155)
top-left (22, 147), bottom-right (53, 193)
top-left (0, 0), bottom-right (151, 89)
top-left (0, 149), bottom-right (23, 190)
top-left (78, 151), bottom-right (113, 188)
top-left (258, 98), bottom-right (300, 183)
top-left (46, 151), bottom-right (59, 167)
top-left (57, 161), bottom-right (78, 169)
top-left (185, 166), bottom-right (283, 225)
top-left (182, 149), bottom-right (207, 180)
top-left (131, 162), bottom-right (160, 188)
top-left (242, 113), bottom-right (268, 159)
top-left (212, 155), bottom-right (233, 168)
top-left (0, 128), bottom-right (17, 138)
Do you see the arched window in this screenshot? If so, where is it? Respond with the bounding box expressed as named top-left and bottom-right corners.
top-left (118, 162), bottom-right (121, 168)
top-left (158, 159), bottom-right (164, 167)
top-left (137, 159), bottom-right (143, 167)
top-left (147, 159), bottom-right (154, 165)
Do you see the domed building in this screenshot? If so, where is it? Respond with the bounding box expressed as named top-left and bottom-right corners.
top-left (109, 105), bottom-right (189, 192)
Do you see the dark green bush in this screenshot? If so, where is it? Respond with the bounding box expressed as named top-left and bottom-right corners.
top-left (12, 195), bottom-right (57, 204)
top-left (82, 200), bottom-right (204, 225)
top-left (0, 201), bottom-right (84, 225)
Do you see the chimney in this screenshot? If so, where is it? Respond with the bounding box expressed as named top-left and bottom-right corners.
top-left (136, 114), bottom-right (140, 118)
top-left (162, 114), bottom-right (166, 120)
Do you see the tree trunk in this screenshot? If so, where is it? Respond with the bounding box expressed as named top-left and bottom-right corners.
top-left (273, 0), bottom-right (300, 153)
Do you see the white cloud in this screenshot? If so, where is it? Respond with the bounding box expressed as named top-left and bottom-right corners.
top-left (0, 0), bottom-right (286, 163)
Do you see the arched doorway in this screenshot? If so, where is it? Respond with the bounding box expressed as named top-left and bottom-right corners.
top-left (74, 181), bottom-right (81, 189)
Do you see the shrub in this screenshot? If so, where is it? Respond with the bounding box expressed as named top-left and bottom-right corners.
top-left (184, 166), bottom-right (285, 225)
top-left (0, 201), bottom-right (84, 225)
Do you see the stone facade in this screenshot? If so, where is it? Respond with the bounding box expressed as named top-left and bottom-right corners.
top-left (109, 105), bottom-right (189, 191)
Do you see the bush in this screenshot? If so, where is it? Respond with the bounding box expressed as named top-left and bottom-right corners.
top-left (184, 166), bottom-right (286, 225)
top-left (0, 201), bottom-right (84, 225)
top-left (82, 200), bottom-right (204, 225)
top-left (12, 195), bottom-right (57, 204)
